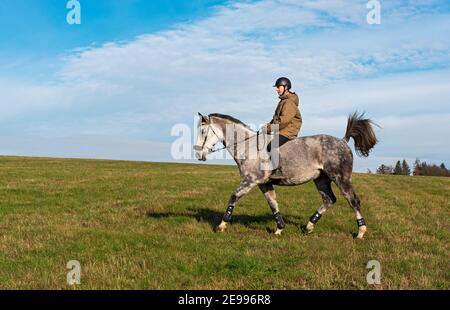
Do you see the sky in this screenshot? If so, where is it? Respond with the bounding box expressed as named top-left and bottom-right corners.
top-left (0, 0), bottom-right (449, 172)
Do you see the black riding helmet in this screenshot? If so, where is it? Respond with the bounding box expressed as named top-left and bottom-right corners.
top-left (273, 77), bottom-right (291, 90)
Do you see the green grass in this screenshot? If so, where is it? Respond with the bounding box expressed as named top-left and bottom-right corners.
top-left (0, 156), bottom-right (448, 289)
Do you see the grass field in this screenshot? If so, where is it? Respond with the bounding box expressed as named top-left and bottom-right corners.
top-left (0, 156), bottom-right (448, 289)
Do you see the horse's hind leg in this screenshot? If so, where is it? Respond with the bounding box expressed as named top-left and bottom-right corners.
top-left (258, 183), bottom-right (285, 235)
top-left (306, 171), bottom-right (336, 234)
top-left (335, 176), bottom-right (367, 239)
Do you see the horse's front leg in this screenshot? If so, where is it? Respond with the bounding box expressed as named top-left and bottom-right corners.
top-left (216, 177), bottom-right (257, 232)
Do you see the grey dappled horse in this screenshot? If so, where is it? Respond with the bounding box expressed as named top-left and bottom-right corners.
top-left (193, 112), bottom-right (377, 239)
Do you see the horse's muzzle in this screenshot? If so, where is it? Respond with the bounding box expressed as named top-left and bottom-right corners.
top-left (195, 150), bottom-right (207, 161)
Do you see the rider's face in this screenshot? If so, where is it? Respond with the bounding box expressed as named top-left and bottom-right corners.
top-left (276, 86), bottom-right (285, 96)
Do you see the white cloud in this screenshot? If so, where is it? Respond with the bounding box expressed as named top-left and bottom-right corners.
top-left (300, 69), bottom-right (450, 118)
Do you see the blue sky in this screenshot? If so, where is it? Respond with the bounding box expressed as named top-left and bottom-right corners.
top-left (0, 0), bottom-right (449, 171)
top-left (0, 0), bottom-right (226, 77)
top-left (0, 0), bottom-right (226, 52)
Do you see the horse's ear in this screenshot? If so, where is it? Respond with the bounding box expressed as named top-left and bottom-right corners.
top-left (198, 112), bottom-right (208, 123)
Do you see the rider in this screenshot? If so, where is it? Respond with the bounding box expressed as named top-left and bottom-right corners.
top-left (263, 77), bottom-right (302, 179)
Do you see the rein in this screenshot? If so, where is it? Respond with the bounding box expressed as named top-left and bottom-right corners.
top-left (206, 123), bottom-right (269, 153)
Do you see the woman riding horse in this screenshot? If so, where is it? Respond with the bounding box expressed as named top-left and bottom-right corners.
top-left (263, 77), bottom-right (302, 179)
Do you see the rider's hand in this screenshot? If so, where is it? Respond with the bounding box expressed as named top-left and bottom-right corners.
top-left (261, 124), bottom-right (270, 134)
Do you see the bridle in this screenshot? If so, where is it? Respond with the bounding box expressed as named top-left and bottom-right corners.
top-left (193, 124), bottom-right (216, 153)
top-left (194, 122), bottom-right (268, 154)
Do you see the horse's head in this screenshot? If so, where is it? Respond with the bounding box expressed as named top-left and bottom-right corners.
top-left (193, 112), bottom-right (222, 161)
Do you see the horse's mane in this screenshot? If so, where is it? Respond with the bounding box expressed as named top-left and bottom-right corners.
top-left (208, 113), bottom-right (252, 129)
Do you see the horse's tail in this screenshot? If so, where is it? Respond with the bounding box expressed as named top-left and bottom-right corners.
top-left (344, 111), bottom-right (378, 157)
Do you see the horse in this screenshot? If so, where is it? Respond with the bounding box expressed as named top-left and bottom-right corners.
top-left (193, 112), bottom-right (378, 239)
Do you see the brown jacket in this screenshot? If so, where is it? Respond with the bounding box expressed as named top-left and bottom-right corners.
top-left (266, 91), bottom-right (302, 139)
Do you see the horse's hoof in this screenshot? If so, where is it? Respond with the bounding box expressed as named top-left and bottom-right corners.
top-left (305, 222), bottom-right (315, 234)
top-left (356, 225), bottom-right (367, 239)
top-left (215, 226), bottom-right (225, 233)
top-left (274, 228), bottom-right (283, 235)
top-left (215, 221), bottom-right (227, 233)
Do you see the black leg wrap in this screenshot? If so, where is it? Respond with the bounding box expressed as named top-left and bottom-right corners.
top-left (223, 205), bottom-right (234, 222)
top-left (274, 212), bottom-right (285, 229)
top-left (357, 218), bottom-right (366, 227)
top-left (309, 211), bottom-right (322, 224)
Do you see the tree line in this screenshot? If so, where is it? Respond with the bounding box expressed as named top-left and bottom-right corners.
top-left (373, 159), bottom-right (449, 177)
